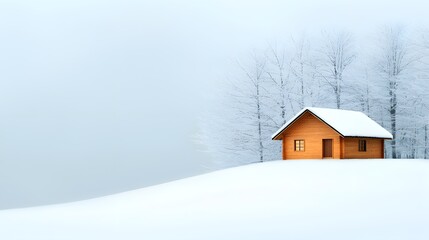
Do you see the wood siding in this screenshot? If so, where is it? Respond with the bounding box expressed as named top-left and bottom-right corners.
top-left (343, 138), bottom-right (384, 159)
top-left (281, 112), bottom-right (342, 159)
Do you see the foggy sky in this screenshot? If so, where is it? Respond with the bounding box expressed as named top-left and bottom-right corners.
top-left (0, 0), bottom-right (428, 209)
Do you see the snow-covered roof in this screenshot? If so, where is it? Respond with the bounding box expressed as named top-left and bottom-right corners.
top-left (272, 107), bottom-right (393, 140)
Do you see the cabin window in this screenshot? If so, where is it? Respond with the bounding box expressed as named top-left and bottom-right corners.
top-left (359, 140), bottom-right (367, 152)
top-left (294, 140), bottom-right (305, 151)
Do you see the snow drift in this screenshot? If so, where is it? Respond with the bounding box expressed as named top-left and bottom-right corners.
top-left (0, 159), bottom-right (429, 240)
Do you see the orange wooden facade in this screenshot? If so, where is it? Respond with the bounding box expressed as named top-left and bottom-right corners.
top-left (277, 111), bottom-right (385, 159)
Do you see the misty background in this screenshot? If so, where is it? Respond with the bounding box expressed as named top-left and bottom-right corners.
top-left (0, 0), bottom-right (428, 209)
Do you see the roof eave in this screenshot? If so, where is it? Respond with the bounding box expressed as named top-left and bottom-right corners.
top-left (271, 109), bottom-right (309, 140)
top-left (343, 136), bottom-right (393, 140)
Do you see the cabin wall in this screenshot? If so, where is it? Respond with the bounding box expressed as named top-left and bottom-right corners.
top-left (343, 138), bottom-right (384, 159)
top-left (281, 112), bottom-right (342, 159)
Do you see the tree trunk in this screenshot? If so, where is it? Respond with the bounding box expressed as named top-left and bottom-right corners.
top-left (390, 78), bottom-right (397, 158)
top-left (256, 83), bottom-right (264, 162)
top-left (425, 125), bottom-right (428, 159)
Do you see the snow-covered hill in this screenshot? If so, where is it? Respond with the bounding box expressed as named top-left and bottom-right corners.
top-left (1, 160), bottom-right (429, 240)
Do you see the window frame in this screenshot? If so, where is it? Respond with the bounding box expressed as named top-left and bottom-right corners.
top-left (294, 139), bottom-right (305, 152)
top-left (358, 139), bottom-right (367, 152)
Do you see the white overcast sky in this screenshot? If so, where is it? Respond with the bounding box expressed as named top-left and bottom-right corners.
top-left (0, 0), bottom-right (428, 208)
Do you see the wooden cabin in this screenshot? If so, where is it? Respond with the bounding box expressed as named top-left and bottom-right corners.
top-left (272, 107), bottom-right (393, 159)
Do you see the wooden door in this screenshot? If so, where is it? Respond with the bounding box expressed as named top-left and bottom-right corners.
top-left (323, 139), bottom-right (333, 158)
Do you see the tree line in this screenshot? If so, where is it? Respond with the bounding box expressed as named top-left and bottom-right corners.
top-left (199, 26), bottom-right (429, 168)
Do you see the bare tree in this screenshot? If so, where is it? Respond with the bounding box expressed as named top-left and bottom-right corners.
top-left (318, 31), bottom-right (356, 109)
top-left (265, 45), bottom-right (293, 126)
top-left (228, 54), bottom-right (275, 163)
top-left (290, 37), bottom-right (307, 109)
top-left (197, 53), bottom-right (278, 168)
top-left (375, 26), bottom-right (415, 158)
top-left (241, 58), bottom-right (267, 163)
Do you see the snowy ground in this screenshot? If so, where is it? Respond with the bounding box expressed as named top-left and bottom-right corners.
top-left (0, 159), bottom-right (428, 240)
